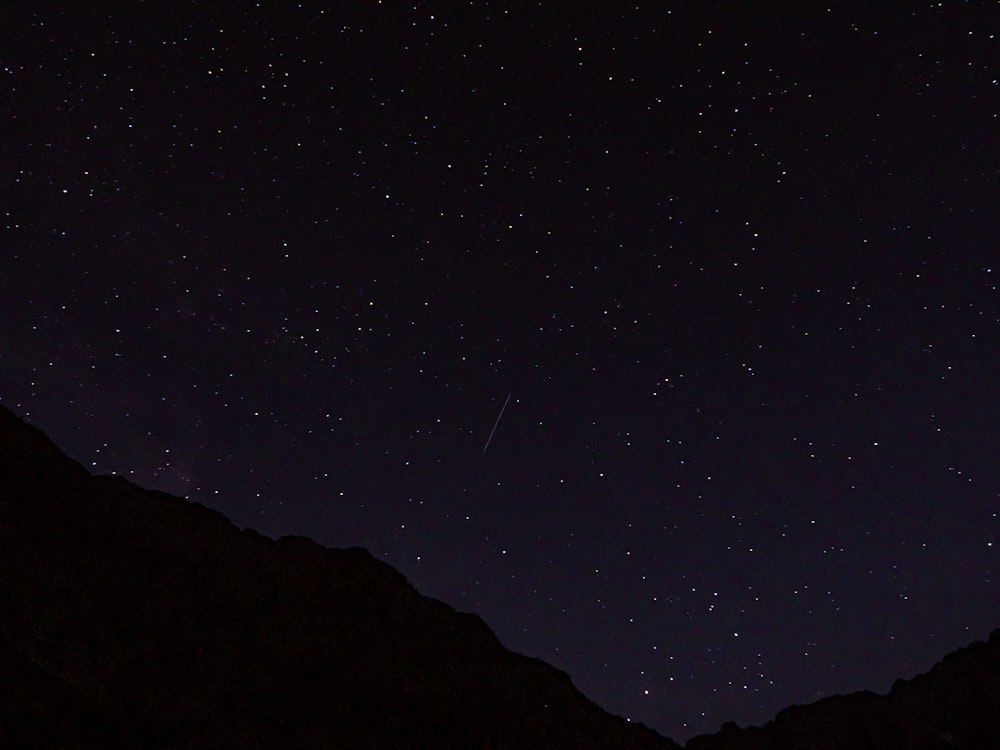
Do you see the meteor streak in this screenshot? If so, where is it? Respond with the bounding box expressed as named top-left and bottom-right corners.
top-left (482, 393), bottom-right (511, 455)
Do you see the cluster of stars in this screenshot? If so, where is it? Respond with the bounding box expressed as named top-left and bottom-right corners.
top-left (2, 1), bottom-right (999, 744)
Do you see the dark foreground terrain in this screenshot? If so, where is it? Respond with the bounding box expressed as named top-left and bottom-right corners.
top-left (0, 404), bottom-right (675, 749)
top-left (1, 403), bottom-right (997, 748)
top-left (686, 630), bottom-right (1000, 750)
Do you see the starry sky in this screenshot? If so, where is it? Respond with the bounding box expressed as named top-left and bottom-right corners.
top-left (2, 1), bottom-right (999, 743)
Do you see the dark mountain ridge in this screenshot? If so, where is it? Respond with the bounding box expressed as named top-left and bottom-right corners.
top-left (687, 629), bottom-right (1000, 749)
top-left (1, 403), bottom-right (998, 748)
top-left (0, 403), bottom-right (676, 748)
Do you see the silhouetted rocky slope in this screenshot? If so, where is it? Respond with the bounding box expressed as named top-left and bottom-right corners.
top-left (4, 404), bottom-right (999, 749)
top-left (0, 404), bottom-right (677, 749)
top-left (686, 631), bottom-right (1000, 750)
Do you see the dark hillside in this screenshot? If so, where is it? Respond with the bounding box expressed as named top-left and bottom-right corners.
top-left (0, 404), bottom-right (676, 749)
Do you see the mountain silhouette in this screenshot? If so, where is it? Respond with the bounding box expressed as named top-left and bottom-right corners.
top-left (1, 403), bottom-right (997, 748)
top-left (685, 629), bottom-right (1000, 750)
top-left (0, 404), bottom-right (677, 748)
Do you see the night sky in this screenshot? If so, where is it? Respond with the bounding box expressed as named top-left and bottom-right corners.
top-left (2, 1), bottom-right (999, 742)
